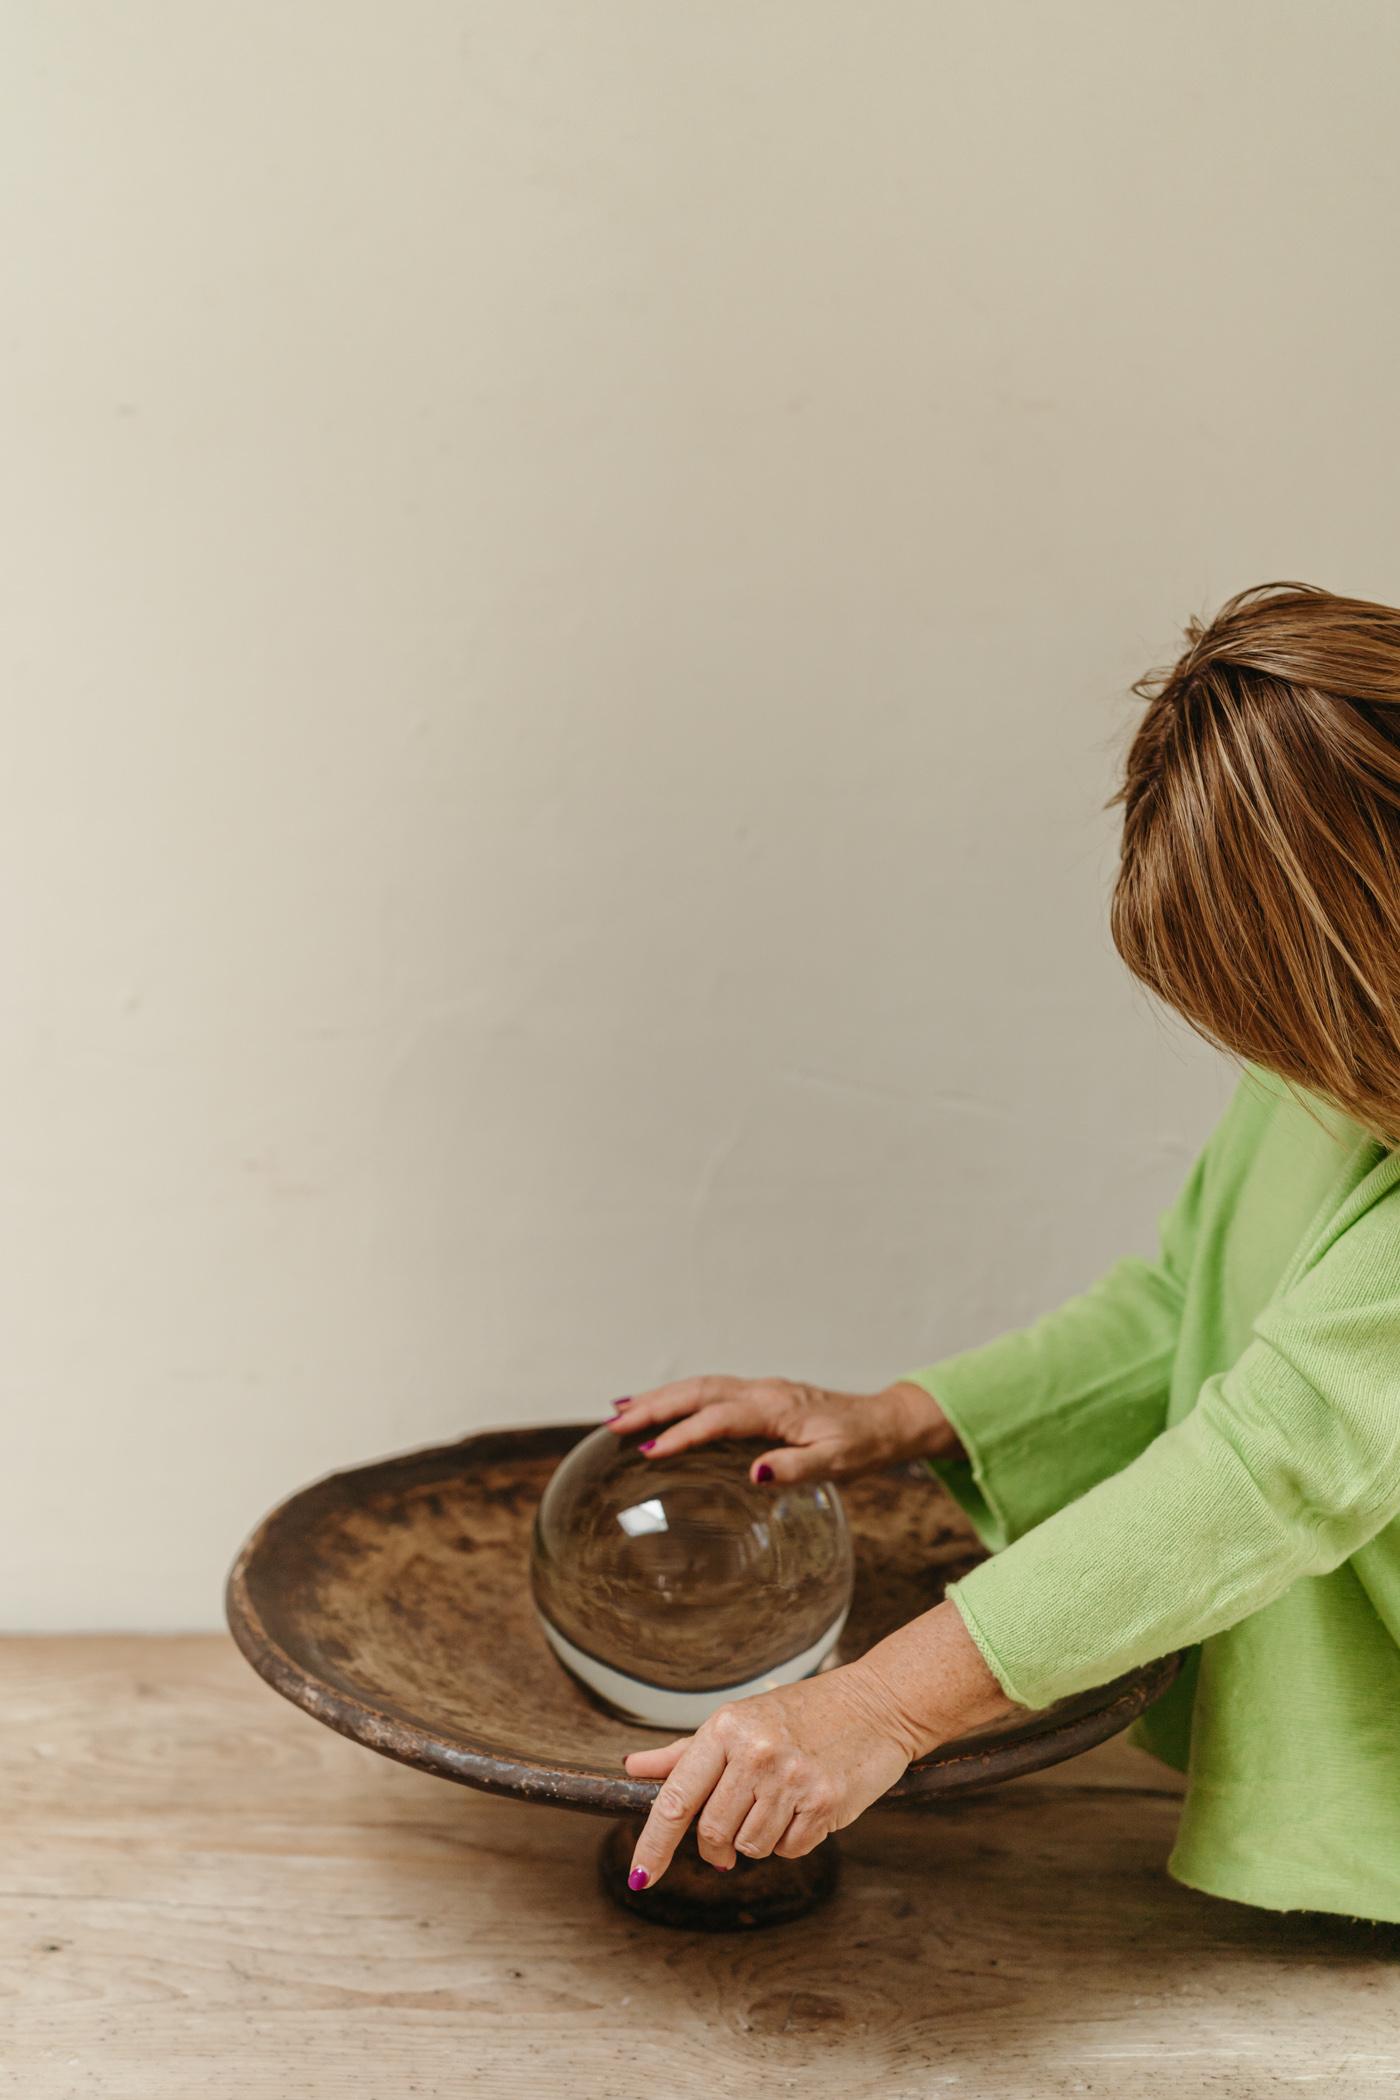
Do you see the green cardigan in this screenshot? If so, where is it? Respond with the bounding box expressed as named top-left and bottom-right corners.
top-left (899, 1066), bottom-right (1400, 1922)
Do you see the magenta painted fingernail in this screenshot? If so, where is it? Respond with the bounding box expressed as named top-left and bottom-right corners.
top-left (627, 1867), bottom-right (649, 1891)
top-left (755, 1463), bottom-right (773, 1483)
top-left (612, 1396), bottom-right (633, 1410)
top-left (639, 1439), bottom-right (657, 1454)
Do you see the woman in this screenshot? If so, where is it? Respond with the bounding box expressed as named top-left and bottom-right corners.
top-left (611, 580), bottom-right (1400, 1923)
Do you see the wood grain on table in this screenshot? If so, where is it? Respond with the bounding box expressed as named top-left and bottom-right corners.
top-left (3, 1637), bottom-right (1397, 2099)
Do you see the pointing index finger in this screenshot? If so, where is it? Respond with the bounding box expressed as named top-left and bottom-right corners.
top-left (628, 1733), bottom-right (730, 1890)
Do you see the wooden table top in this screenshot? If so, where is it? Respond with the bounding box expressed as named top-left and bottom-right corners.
top-left (7, 1634), bottom-right (1399, 2098)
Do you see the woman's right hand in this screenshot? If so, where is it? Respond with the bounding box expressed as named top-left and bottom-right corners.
top-left (604, 1374), bottom-right (963, 1485)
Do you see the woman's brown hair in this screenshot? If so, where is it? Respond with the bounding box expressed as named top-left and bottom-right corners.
top-left (1111, 580), bottom-right (1400, 1142)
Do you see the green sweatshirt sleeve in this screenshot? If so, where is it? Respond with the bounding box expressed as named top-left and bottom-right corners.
top-left (895, 1130), bottom-right (1215, 1553)
top-left (945, 1160), bottom-right (1400, 1711)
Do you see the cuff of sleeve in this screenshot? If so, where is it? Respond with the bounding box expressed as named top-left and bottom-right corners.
top-left (897, 1350), bottom-right (1052, 1554)
top-left (900, 1353), bottom-right (1123, 1712)
top-left (945, 1573), bottom-right (1055, 1712)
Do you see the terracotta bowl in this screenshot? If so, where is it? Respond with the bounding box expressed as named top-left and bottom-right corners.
top-left (226, 1424), bottom-right (1179, 1930)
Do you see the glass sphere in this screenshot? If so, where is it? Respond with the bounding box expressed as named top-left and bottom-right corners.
top-left (530, 1425), bottom-right (854, 1728)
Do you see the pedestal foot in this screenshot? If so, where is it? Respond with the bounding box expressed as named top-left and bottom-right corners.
top-left (599, 1817), bottom-right (840, 1931)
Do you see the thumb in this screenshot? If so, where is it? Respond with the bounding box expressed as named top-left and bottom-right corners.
top-left (622, 1737), bottom-right (690, 1779)
top-left (748, 1441), bottom-right (841, 1487)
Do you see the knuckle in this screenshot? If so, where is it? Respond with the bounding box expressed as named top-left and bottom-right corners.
top-left (696, 1818), bottom-right (727, 1848)
top-left (653, 1784), bottom-right (690, 1825)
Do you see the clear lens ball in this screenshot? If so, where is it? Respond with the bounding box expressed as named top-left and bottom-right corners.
top-left (530, 1425), bottom-right (854, 1729)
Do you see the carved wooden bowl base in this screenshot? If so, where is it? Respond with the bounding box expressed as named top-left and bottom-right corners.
top-left (599, 1817), bottom-right (840, 1930)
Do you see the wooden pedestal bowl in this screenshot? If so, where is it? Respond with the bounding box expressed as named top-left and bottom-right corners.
top-left (225, 1424), bottom-right (1179, 1932)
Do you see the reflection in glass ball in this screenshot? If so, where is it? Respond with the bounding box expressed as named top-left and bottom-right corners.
top-left (530, 1425), bottom-right (854, 1728)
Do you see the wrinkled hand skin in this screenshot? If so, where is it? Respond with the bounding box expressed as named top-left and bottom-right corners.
top-left (606, 1372), bottom-right (965, 1484)
top-left (621, 1599), bottom-right (1019, 1890)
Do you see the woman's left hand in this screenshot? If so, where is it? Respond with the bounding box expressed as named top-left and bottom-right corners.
top-left (620, 1599), bottom-right (1019, 1889)
top-left (621, 1666), bottom-right (910, 1885)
